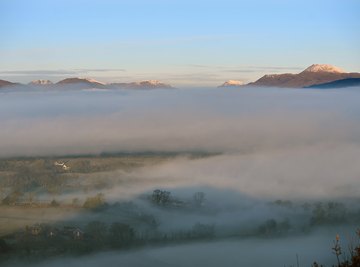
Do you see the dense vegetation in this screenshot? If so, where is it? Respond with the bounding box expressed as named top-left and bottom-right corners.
top-left (0, 155), bottom-right (359, 266)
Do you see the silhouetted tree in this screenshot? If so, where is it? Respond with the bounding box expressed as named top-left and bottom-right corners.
top-left (193, 192), bottom-right (205, 207)
top-left (109, 222), bottom-right (135, 248)
top-left (311, 202), bottom-right (347, 225)
top-left (151, 189), bottom-right (171, 205)
top-left (0, 239), bottom-right (11, 253)
top-left (1, 191), bottom-right (22, 205)
top-left (85, 221), bottom-right (107, 245)
top-left (50, 199), bottom-right (60, 207)
top-left (83, 193), bottom-right (107, 211)
top-left (191, 223), bottom-right (215, 239)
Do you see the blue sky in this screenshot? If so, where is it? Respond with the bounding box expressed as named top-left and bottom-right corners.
top-left (0, 0), bottom-right (359, 86)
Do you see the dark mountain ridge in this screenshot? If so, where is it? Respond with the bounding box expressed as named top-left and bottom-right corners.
top-left (248, 64), bottom-right (360, 88)
top-left (306, 78), bottom-right (360, 89)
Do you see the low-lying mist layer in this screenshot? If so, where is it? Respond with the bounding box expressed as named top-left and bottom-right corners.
top-left (1, 86), bottom-right (360, 266)
top-left (1, 87), bottom-right (360, 200)
top-left (1, 87), bottom-right (359, 157)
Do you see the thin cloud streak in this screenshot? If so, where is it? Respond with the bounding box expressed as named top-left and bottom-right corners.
top-left (186, 64), bottom-right (303, 72)
top-left (0, 68), bottom-right (126, 77)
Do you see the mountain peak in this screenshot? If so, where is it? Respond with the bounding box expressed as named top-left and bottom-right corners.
top-left (29, 79), bottom-right (53, 86)
top-left (139, 80), bottom-right (163, 85)
top-left (249, 64), bottom-right (360, 88)
top-left (57, 77), bottom-right (106, 85)
top-left (134, 80), bottom-right (173, 88)
top-left (302, 64), bottom-right (344, 74)
top-left (219, 80), bottom-right (244, 87)
top-left (0, 79), bottom-right (16, 88)
top-left (79, 78), bottom-right (106, 85)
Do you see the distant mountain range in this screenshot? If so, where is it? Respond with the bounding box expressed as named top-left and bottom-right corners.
top-left (0, 77), bottom-right (174, 90)
top-left (108, 80), bottom-right (175, 90)
top-left (0, 79), bottom-right (17, 87)
top-left (246, 64), bottom-right (360, 88)
top-left (2, 64), bottom-right (360, 90)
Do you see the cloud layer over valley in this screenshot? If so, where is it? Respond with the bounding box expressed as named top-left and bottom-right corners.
top-left (1, 86), bottom-right (360, 267)
top-left (1, 87), bottom-right (359, 156)
top-left (1, 87), bottom-right (360, 200)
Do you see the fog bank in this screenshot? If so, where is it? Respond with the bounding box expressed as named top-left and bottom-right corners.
top-left (0, 87), bottom-right (360, 157)
top-left (2, 87), bottom-right (360, 199)
top-left (1, 87), bottom-right (360, 266)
